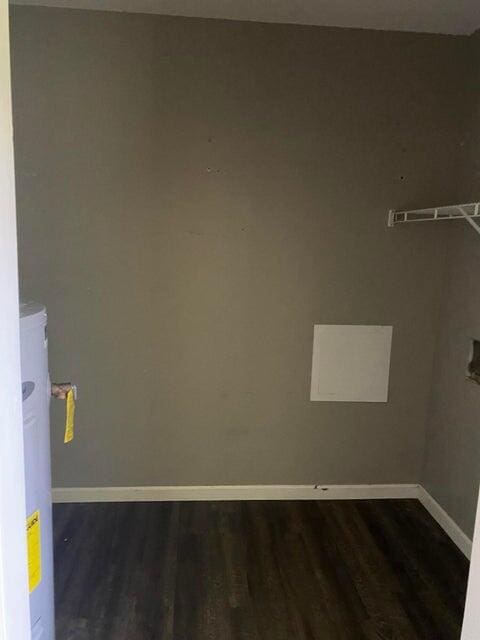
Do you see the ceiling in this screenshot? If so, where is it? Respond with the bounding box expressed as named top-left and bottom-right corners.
top-left (9, 0), bottom-right (480, 35)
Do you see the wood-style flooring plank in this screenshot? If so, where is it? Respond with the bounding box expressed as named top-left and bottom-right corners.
top-left (53, 499), bottom-right (469, 640)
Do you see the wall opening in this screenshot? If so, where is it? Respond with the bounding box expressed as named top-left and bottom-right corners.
top-left (467, 339), bottom-right (480, 385)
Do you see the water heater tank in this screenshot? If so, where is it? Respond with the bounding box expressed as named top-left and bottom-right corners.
top-left (20, 302), bottom-right (55, 640)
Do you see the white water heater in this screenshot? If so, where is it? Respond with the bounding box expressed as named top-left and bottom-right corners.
top-left (20, 302), bottom-right (55, 640)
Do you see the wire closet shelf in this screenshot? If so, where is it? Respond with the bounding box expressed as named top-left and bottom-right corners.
top-left (388, 202), bottom-right (480, 236)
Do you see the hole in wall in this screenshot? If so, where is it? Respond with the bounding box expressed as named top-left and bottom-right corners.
top-left (466, 339), bottom-right (480, 385)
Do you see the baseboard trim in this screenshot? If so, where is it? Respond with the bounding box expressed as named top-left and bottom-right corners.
top-left (52, 484), bottom-right (472, 559)
top-left (52, 483), bottom-right (472, 558)
top-left (52, 483), bottom-right (419, 504)
top-left (417, 486), bottom-right (472, 559)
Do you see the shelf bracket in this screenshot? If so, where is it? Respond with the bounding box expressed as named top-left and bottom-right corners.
top-left (457, 206), bottom-right (480, 236)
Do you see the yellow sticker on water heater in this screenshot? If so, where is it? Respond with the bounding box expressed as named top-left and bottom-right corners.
top-left (26, 510), bottom-right (41, 593)
top-left (64, 388), bottom-right (75, 443)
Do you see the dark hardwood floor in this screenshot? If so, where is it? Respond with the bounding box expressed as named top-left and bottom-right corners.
top-left (53, 499), bottom-right (469, 640)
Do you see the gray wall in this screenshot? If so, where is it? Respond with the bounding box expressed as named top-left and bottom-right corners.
top-left (421, 32), bottom-right (480, 539)
top-left (10, 6), bottom-right (469, 488)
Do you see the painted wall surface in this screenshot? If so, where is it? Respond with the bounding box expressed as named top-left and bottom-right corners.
top-left (10, 6), bottom-right (469, 488)
top-left (461, 489), bottom-right (480, 638)
top-left (421, 32), bottom-right (480, 539)
top-left (0, 1), bottom-right (31, 636)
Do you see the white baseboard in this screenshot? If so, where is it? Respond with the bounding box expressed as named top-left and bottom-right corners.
top-left (417, 486), bottom-right (472, 559)
top-left (52, 483), bottom-right (472, 559)
top-left (52, 483), bottom-right (419, 504)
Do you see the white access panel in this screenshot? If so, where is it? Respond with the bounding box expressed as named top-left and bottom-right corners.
top-left (310, 325), bottom-right (393, 402)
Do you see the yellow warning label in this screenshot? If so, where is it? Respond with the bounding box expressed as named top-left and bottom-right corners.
top-left (64, 388), bottom-right (75, 443)
top-left (26, 510), bottom-right (41, 593)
